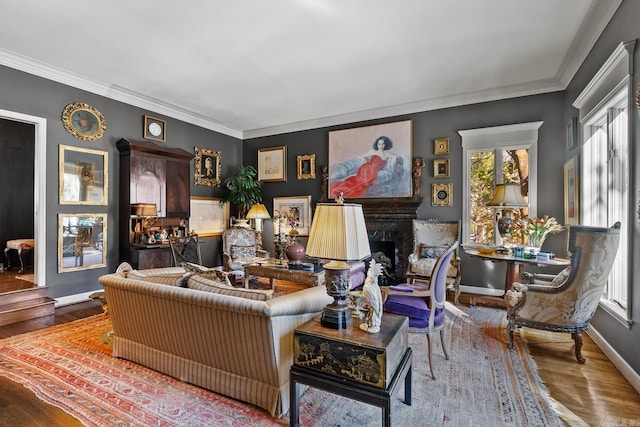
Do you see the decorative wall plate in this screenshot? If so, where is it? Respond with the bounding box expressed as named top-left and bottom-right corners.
top-left (61, 102), bottom-right (106, 141)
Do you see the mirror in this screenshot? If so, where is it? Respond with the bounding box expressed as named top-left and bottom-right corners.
top-left (59, 145), bottom-right (108, 205)
top-left (58, 214), bottom-right (107, 273)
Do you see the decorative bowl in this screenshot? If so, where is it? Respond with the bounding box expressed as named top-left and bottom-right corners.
top-left (476, 246), bottom-right (497, 255)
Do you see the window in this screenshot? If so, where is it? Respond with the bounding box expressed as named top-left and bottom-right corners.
top-left (460, 122), bottom-right (541, 245)
top-left (573, 40), bottom-right (634, 325)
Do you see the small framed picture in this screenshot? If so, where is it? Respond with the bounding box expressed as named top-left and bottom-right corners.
top-left (190, 196), bottom-right (229, 237)
top-left (61, 102), bottom-right (106, 141)
top-left (258, 146), bottom-right (287, 182)
top-left (297, 154), bottom-right (316, 180)
top-left (563, 156), bottom-right (579, 225)
top-left (434, 137), bottom-right (450, 155)
top-left (433, 158), bottom-right (450, 178)
top-left (432, 183), bottom-right (453, 207)
top-left (566, 117), bottom-right (578, 150)
top-left (144, 115), bottom-right (166, 142)
top-left (273, 195), bottom-right (312, 236)
top-left (59, 144), bottom-right (109, 205)
top-left (194, 147), bottom-right (221, 187)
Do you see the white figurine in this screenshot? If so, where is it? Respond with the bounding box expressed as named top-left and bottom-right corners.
top-left (360, 259), bottom-right (383, 333)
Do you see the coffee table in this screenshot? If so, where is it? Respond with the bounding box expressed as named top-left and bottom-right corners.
top-left (243, 261), bottom-right (325, 289)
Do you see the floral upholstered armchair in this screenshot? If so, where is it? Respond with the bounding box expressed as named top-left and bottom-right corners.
top-left (221, 227), bottom-right (269, 280)
top-left (406, 219), bottom-right (462, 304)
top-left (505, 222), bottom-right (621, 363)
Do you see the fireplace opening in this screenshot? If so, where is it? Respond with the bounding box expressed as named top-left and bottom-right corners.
top-left (369, 240), bottom-right (397, 286)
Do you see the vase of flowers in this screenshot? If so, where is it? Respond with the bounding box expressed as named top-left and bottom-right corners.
top-left (514, 215), bottom-right (564, 250)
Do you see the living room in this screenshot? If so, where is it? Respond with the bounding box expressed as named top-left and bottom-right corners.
top-left (0, 1), bottom-right (639, 424)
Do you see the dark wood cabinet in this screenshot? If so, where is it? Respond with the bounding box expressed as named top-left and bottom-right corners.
top-left (117, 139), bottom-right (193, 268)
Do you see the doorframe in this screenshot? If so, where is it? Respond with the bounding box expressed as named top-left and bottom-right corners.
top-left (0, 109), bottom-right (46, 287)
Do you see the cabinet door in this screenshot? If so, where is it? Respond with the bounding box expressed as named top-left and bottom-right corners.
top-left (133, 248), bottom-right (173, 269)
top-left (130, 154), bottom-right (166, 216)
top-left (166, 159), bottom-right (190, 218)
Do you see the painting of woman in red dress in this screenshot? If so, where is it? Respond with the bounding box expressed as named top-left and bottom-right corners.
top-left (330, 136), bottom-right (407, 199)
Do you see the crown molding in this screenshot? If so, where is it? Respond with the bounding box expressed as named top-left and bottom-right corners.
top-left (0, 48), bottom-right (243, 140)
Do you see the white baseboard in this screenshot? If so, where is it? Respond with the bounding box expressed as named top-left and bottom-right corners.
top-left (587, 326), bottom-right (640, 395)
top-left (459, 284), bottom-right (504, 297)
top-left (54, 290), bottom-right (100, 307)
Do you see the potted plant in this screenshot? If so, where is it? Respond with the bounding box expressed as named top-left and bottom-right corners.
top-left (220, 165), bottom-right (263, 220)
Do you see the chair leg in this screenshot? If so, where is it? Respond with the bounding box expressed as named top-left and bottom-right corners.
top-left (507, 320), bottom-right (516, 349)
top-left (572, 332), bottom-right (586, 364)
top-left (439, 328), bottom-right (449, 361)
top-left (426, 334), bottom-right (435, 380)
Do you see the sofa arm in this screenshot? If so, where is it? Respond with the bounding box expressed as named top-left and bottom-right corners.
top-left (267, 285), bottom-right (333, 317)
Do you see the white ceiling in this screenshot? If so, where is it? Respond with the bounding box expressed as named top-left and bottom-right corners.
top-left (0, 1), bottom-right (621, 139)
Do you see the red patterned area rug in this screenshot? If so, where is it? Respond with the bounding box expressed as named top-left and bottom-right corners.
top-left (0, 305), bottom-right (566, 426)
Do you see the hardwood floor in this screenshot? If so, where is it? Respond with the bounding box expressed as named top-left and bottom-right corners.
top-left (0, 280), bottom-right (638, 426)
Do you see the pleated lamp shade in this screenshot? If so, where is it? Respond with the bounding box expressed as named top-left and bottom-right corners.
top-left (245, 203), bottom-right (271, 219)
top-left (486, 183), bottom-right (527, 207)
top-left (306, 203), bottom-right (371, 262)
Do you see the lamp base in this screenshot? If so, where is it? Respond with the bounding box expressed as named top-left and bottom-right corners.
top-left (321, 261), bottom-right (352, 330)
top-left (321, 302), bottom-right (352, 329)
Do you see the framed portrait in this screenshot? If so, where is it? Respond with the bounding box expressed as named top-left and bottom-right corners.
top-left (432, 183), bottom-right (453, 207)
top-left (328, 120), bottom-right (412, 199)
top-left (258, 146), bottom-right (287, 182)
top-left (297, 154), bottom-right (316, 180)
top-left (273, 195), bottom-right (312, 236)
top-left (58, 213), bottom-right (107, 273)
top-left (566, 116), bottom-right (578, 150)
top-left (564, 156), bottom-right (579, 225)
top-left (143, 115), bottom-right (166, 142)
top-left (434, 137), bottom-right (450, 155)
top-left (433, 158), bottom-right (450, 178)
top-left (59, 144), bottom-right (109, 205)
top-left (194, 147), bottom-right (221, 187)
top-left (190, 196), bottom-right (229, 237)
top-left (61, 102), bottom-right (106, 141)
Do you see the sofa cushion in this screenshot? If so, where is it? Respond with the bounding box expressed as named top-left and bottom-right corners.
top-left (125, 269), bottom-right (189, 286)
top-left (187, 275), bottom-right (273, 301)
top-left (231, 245), bottom-right (256, 259)
top-left (182, 262), bottom-right (233, 286)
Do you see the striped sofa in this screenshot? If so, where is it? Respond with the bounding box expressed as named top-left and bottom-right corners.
top-left (98, 263), bottom-right (332, 417)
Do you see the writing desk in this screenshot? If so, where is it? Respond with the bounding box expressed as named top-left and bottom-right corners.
top-left (463, 247), bottom-right (569, 292)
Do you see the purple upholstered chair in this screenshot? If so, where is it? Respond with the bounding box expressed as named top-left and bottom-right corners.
top-left (383, 241), bottom-right (458, 379)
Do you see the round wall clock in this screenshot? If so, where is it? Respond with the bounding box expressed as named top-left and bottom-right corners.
top-left (61, 102), bottom-right (106, 141)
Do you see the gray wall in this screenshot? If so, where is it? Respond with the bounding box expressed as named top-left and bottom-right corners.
top-left (0, 64), bottom-right (242, 297)
top-left (562, 0), bottom-right (640, 376)
top-left (245, 92), bottom-right (567, 290)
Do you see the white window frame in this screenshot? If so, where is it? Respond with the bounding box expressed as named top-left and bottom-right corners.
top-left (573, 40), bottom-right (635, 326)
top-left (459, 122), bottom-right (542, 245)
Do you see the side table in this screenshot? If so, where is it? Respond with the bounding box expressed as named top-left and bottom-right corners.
top-left (290, 314), bottom-right (412, 427)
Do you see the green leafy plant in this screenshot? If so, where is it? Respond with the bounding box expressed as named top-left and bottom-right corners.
top-left (220, 165), bottom-right (263, 218)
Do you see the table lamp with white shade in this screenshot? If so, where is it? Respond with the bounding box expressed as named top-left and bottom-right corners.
top-left (305, 198), bottom-right (371, 329)
top-left (245, 203), bottom-right (271, 251)
top-left (486, 183), bottom-right (528, 245)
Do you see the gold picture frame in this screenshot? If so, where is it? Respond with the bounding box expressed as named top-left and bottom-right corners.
top-left (61, 102), bottom-right (106, 141)
top-left (189, 196), bottom-right (229, 237)
top-left (297, 154), bottom-right (316, 180)
top-left (433, 158), bottom-right (450, 178)
top-left (432, 183), bottom-right (453, 207)
top-left (59, 144), bottom-right (109, 205)
top-left (143, 115), bottom-right (166, 142)
top-left (434, 137), bottom-right (450, 155)
top-left (58, 213), bottom-right (107, 273)
top-left (564, 156), bottom-right (579, 225)
top-left (258, 146), bottom-right (287, 182)
top-left (194, 147), bottom-right (221, 187)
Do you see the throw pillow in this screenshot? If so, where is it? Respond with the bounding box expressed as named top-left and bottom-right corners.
top-left (419, 244), bottom-right (448, 259)
top-left (182, 262), bottom-right (232, 286)
top-left (186, 275), bottom-right (273, 301)
top-left (231, 245), bottom-right (256, 259)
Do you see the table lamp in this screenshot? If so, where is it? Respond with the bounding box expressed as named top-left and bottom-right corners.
top-left (486, 183), bottom-right (527, 244)
top-left (306, 199), bottom-right (371, 329)
top-left (130, 203), bottom-right (158, 244)
top-left (246, 203), bottom-right (270, 251)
